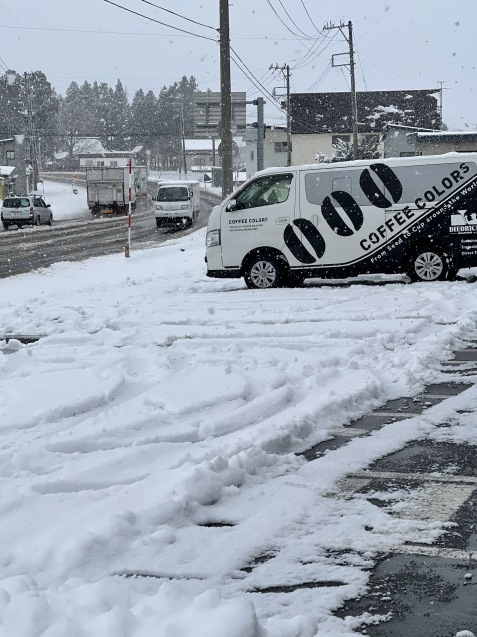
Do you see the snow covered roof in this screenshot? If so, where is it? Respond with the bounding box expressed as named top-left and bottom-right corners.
top-left (74, 138), bottom-right (107, 155)
top-left (185, 138), bottom-right (245, 152)
top-left (0, 165), bottom-right (15, 177)
top-left (416, 130), bottom-right (477, 139)
top-left (76, 142), bottom-right (144, 157)
top-left (291, 89), bottom-right (441, 135)
top-left (184, 139), bottom-right (214, 152)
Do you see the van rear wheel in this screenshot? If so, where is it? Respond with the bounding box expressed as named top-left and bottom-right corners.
top-left (244, 253), bottom-right (285, 289)
top-left (407, 247), bottom-right (448, 282)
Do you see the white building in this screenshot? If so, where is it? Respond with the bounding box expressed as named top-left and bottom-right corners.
top-left (245, 126), bottom-right (288, 178)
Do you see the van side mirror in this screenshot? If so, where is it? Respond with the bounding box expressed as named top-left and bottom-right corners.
top-left (226, 199), bottom-right (238, 211)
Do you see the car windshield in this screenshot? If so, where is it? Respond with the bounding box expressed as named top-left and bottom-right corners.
top-left (3, 198), bottom-right (30, 208)
top-left (157, 187), bottom-right (188, 202)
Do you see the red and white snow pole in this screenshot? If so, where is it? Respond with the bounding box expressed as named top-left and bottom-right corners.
top-left (125, 157), bottom-right (132, 258)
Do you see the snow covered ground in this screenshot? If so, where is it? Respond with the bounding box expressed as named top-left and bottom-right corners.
top-left (41, 180), bottom-right (91, 222)
top-left (2, 188), bottom-right (477, 635)
top-left (0, 180), bottom-right (90, 228)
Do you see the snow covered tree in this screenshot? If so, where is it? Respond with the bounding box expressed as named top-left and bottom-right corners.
top-left (316, 135), bottom-right (381, 163)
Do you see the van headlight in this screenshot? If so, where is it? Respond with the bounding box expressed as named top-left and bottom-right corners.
top-left (155, 204), bottom-right (163, 210)
top-left (206, 229), bottom-right (221, 247)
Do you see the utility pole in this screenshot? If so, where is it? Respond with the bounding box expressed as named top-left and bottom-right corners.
top-left (180, 103), bottom-right (187, 176)
top-left (24, 72), bottom-right (39, 191)
top-left (219, 0), bottom-right (233, 196)
top-left (270, 63), bottom-right (292, 166)
top-left (324, 20), bottom-right (358, 160)
top-left (437, 80), bottom-right (448, 129)
top-left (254, 97), bottom-right (265, 171)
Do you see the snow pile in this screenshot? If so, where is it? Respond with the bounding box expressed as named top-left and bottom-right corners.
top-left (1, 223), bottom-right (477, 635)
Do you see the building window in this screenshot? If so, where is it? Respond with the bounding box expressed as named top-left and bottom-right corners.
top-left (110, 160), bottom-right (118, 167)
top-left (400, 151), bottom-right (420, 157)
top-left (97, 160), bottom-right (104, 167)
top-left (332, 135), bottom-right (350, 145)
top-left (274, 141), bottom-right (288, 153)
top-left (6, 150), bottom-right (15, 164)
top-left (250, 150), bottom-right (254, 161)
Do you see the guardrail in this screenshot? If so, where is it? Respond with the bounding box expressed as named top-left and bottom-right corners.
top-left (41, 172), bottom-right (224, 207)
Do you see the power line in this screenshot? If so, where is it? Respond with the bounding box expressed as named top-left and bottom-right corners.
top-left (102, 0), bottom-right (217, 42)
top-left (353, 32), bottom-right (368, 91)
top-left (230, 48), bottom-right (280, 108)
top-left (305, 61), bottom-right (332, 92)
top-left (291, 31), bottom-right (338, 70)
top-left (300, 0), bottom-right (319, 32)
top-left (275, 0), bottom-right (312, 38)
top-left (0, 24), bottom-right (317, 42)
top-left (264, 0), bottom-right (313, 40)
top-left (137, 0), bottom-right (217, 31)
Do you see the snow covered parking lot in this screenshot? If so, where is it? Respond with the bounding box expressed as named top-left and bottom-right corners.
top-left (1, 228), bottom-right (477, 636)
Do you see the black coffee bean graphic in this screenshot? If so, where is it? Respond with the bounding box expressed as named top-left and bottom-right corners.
top-left (360, 163), bottom-right (403, 208)
top-left (321, 190), bottom-right (363, 236)
top-left (283, 223), bottom-right (316, 263)
top-left (293, 218), bottom-right (326, 258)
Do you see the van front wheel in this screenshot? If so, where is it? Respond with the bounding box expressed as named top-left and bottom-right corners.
top-left (407, 247), bottom-right (448, 282)
top-left (244, 254), bottom-right (285, 289)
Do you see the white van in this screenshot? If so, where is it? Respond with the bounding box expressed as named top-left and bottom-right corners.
top-left (154, 180), bottom-right (200, 228)
top-left (205, 154), bottom-right (477, 288)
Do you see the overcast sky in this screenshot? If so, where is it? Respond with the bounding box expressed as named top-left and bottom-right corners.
top-left (1, 0), bottom-right (475, 130)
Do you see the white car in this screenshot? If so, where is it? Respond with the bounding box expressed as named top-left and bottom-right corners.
top-left (1, 195), bottom-right (53, 230)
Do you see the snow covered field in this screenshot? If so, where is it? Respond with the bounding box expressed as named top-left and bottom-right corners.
top-left (0, 180), bottom-right (90, 228)
top-left (2, 219), bottom-right (477, 635)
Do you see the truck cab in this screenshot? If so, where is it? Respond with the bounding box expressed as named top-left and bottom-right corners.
top-left (154, 180), bottom-right (200, 228)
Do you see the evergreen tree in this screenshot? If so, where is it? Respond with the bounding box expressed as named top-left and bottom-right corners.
top-left (0, 70), bottom-right (60, 167)
top-left (130, 89), bottom-right (160, 167)
top-left (108, 80), bottom-right (130, 149)
top-left (0, 70), bottom-right (25, 137)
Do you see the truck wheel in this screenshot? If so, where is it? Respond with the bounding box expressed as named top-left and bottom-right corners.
top-left (47, 214), bottom-right (53, 226)
top-left (34, 216), bottom-right (40, 226)
top-left (2, 223), bottom-right (8, 231)
top-left (244, 253), bottom-right (286, 289)
top-left (407, 246), bottom-right (449, 282)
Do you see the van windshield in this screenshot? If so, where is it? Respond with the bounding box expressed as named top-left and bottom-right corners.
top-left (3, 198), bottom-right (30, 208)
top-left (234, 174), bottom-right (292, 209)
top-left (157, 187), bottom-right (188, 202)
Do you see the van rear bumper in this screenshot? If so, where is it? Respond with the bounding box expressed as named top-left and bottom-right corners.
top-left (206, 268), bottom-right (241, 279)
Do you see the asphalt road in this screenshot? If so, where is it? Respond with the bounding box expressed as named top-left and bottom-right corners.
top-left (0, 192), bottom-right (220, 279)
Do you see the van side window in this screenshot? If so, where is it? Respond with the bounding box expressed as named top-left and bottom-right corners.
top-left (234, 174), bottom-right (293, 209)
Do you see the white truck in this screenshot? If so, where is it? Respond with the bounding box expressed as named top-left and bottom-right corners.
top-left (205, 153), bottom-right (477, 288)
top-left (86, 166), bottom-right (148, 215)
top-left (154, 180), bottom-right (200, 228)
